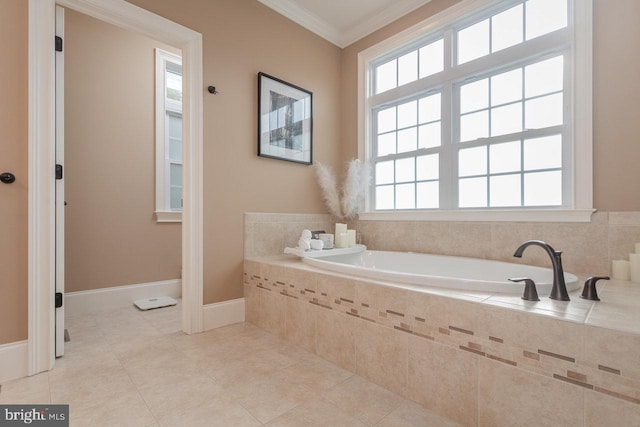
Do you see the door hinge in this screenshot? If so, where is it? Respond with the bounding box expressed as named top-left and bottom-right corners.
top-left (55, 36), bottom-right (63, 52)
top-left (55, 164), bottom-right (63, 180)
top-left (55, 292), bottom-right (63, 308)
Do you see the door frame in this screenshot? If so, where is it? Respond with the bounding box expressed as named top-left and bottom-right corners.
top-left (28, 0), bottom-right (204, 375)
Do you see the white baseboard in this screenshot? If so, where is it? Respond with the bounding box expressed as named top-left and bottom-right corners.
top-left (0, 341), bottom-right (28, 383)
top-left (65, 279), bottom-right (182, 316)
top-left (203, 298), bottom-right (245, 331)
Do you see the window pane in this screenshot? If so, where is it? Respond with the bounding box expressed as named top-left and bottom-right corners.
top-left (419, 93), bottom-right (441, 123)
top-left (525, 93), bottom-right (563, 129)
top-left (376, 59), bottom-right (397, 94)
top-left (492, 4), bottom-right (523, 52)
top-left (460, 79), bottom-right (488, 114)
top-left (458, 19), bottom-right (490, 64)
top-left (460, 110), bottom-right (489, 142)
top-left (418, 122), bottom-right (441, 149)
top-left (376, 185), bottom-right (394, 209)
top-left (524, 170), bottom-right (562, 206)
top-left (459, 146), bottom-right (487, 177)
top-left (490, 141), bottom-right (521, 174)
top-left (398, 50), bottom-right (418, 86)
top-left (417, 181), bottom-right (439, 208)
top-left (524, 134), bottom-right (562, 170)
top-left (376, 160), bottom-right (395, 185)
top-left (490, 174), bottom-right (521, 207)
top-left (419, 39), bottom-right (444, 78)
top-left (491, 102), bottom-right (522, 136)
top-left (395, 157), bottom-right (415, 183)
top-left (396, 183), bottom-right (415, 209)
top-left (170, 163), bottom-right (182, 186)
top-left (525, 56), bottom-right (563, 98)
top-left (377, 132), bottom-right (396, 156)
top-left (397, 100), bottom-right (417, 128)
top-left (397, 127), bottom-right (417, 153)
top-left (166, 70), bottom-right (182, 102)
top-left (526, 0), bottom-right (567, 40)
top-left (170, 186), bottom-right (182, 210)
top-left (491, 68), bottom-right (522, 106)
top-left (378, 107), bottom-right (396, 133)
top-left (417, 154), bottom-right (439, 180)
top-left (459, 177), bottom-right (487, 207)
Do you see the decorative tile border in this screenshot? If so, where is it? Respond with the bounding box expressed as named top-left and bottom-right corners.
top-left (244, 259), bottom-right (640, 409)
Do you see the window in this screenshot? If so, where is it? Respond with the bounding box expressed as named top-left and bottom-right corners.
top-left (155, 49), bottom-right (182, 222)
top-left (360, 0), bottom-right (593, 221)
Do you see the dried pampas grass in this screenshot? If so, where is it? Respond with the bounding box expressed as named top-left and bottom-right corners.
top-left (314, 159), bottom-right (371, 219)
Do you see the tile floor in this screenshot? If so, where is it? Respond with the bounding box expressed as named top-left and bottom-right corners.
top-left (0, 301), bottom-right (459, 426)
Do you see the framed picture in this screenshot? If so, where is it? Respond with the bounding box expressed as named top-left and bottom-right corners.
top-left (258, 72), bottom-right (313, 165)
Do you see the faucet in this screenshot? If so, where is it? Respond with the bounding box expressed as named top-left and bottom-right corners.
top-left (513, 240), bottom-right (570, 301)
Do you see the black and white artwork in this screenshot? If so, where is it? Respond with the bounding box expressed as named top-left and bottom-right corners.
top-left (258, 72), bottom-right (312, 164)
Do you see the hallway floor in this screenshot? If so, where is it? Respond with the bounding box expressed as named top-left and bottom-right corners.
top-left (0, 301), bottom-right (459, 426)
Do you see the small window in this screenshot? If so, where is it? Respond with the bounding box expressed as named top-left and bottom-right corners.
top-left (155, 49), bottom-right (182, 222)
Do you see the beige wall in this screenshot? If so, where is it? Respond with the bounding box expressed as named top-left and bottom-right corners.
top-left (64, 9), bottom-right (181, 292)
top-left (340, 0), bottom-right (640, 212)
top-left (126, 0), bottom-right (343, 304)
top-left (0, 0), bottom-right (28, 344)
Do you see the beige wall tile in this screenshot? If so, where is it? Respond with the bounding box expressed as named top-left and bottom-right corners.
top-left (358, 221), bottom-right (417, 252)
top-left (585, 390), bottom-right (640, 426)
top-left (542, 221), bottom-right (609, 276)
top-left (407, 336), bottom-right (478, 426)
top-left (477, 306), bottom-right (584, 361)
top-left (413, 222), bottom-right (451, 254)
top-left (315, 308), bottom-right (357, 372)
top-left (355, 319), bottom-right (408, 396)
top-left (243, 284), bottom-right (260, 325)
top-left (584, 325), bottom-right (640, 381)
top-left (490, 223), bottom-right (545, 264)
top-left (251, 222), bottom-right (285, 257)
top-left (444, 223), bottom-right (493, 259)
top-left (478, 358), bottom-right (584, 427)
top-left (285, 298), bottom-right (316, 352)
top-left (259, 288), bottom-right (286, 338)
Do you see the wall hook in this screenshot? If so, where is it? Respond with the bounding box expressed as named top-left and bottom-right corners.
top-left (207, 85), bottom-right (219, 95)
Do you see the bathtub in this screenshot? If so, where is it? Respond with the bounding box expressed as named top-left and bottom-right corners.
top-left (302, 246), bottom-right (580, 295)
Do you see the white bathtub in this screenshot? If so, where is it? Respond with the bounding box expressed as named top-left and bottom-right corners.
top-left (302, 246), bottom-right (580, 295)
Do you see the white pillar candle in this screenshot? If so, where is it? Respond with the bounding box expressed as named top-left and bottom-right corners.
top-left (612, 260), bottom-right (631, 281)
top-left (335, 223), bottom-right (347, 248)
top-left (630, 254), bottom-right (640, 283)
top-left (347, 229), bottom-right (356, 247)
top-left (635, 243), bottom-right (640, 254)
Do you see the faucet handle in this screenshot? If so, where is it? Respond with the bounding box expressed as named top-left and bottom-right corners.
top-left (580, 276), bottom-right (610, 301)
top-left (509, 277), bottom-right (540, 301)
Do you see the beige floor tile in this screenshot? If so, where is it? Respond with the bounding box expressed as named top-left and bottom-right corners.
top-left (138, 375), bottom-right (224, 420)
top-left (227, 369), bottom-right (320, 424)
top-left (156, 395), bottom-right (261, 427)
top-left (50, 365), bottom-right (138, 406)
top-left (68, 389), bottom-right (155, 427)
top-left (280, 356), bottom-right (354, 393)
top-left (266, 398), bottom-right (367, 427)
top-left (322, 375), bottom-right (405, 426)
top-left (0, 372), bottom-right (51, 404)
top-left (376, 401), bottom-right (463, 427)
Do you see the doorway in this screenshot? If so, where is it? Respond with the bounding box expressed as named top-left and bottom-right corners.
top-left (28, 0), bottom-right (204, 375)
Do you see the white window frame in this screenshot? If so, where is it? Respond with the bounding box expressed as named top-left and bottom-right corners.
top-left (155, 48), bottom-right (183, 222)
top-left (357, 0), bottom-right (593, 222)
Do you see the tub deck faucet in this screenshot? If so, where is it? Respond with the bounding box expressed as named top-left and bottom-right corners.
top-left (513, 240), bottom-right (570, 301)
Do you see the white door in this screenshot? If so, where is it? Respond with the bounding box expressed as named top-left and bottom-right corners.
top-left (55, 5), bottom-right (65, 358)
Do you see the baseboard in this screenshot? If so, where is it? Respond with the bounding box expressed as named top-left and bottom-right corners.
top-left (0, 341), bottom-right (28, 383)
top-left (203, 298), bottom-right (245, 331)
top-left (65, 279), bottom-right (182, 316)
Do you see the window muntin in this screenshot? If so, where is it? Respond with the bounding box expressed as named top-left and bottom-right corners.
top-left (368, 0), bottom-right (573, 213)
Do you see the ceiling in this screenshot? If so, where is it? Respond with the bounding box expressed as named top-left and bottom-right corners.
top-left (258, 0), bottom-right (432, 48)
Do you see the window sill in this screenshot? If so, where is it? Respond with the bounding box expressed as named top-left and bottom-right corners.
top-left (357, 209), bottom-right (596, 223)
top-left (155, 211), bottom-right (182, 223)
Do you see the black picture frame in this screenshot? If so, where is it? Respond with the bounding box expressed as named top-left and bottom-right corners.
top-left (257, 72), bottom-right (313, 165)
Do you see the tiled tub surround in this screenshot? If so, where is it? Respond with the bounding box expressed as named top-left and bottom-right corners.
top-left (244, 256), bottom-right (640, 426)
top-left (245, 212), bottom-right (640, 278)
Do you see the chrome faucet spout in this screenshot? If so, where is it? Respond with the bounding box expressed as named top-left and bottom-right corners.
top-left (513, 240), bottom-right (570, 301)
